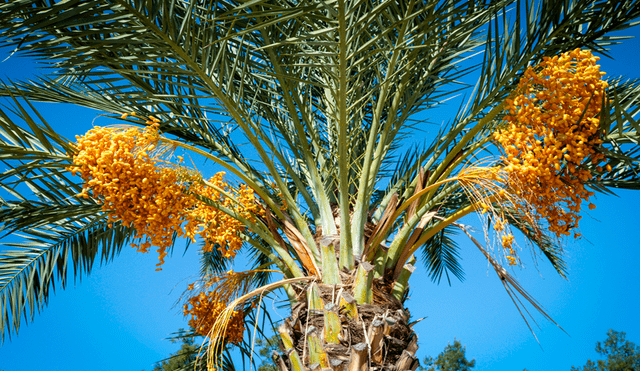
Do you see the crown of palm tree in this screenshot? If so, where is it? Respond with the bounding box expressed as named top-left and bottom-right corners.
top-left (1, 1), bottom-right (640, 369)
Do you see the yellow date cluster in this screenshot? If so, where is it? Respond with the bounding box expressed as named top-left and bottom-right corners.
top-left (68, 123), bottom-right (261, 269)
top-left (494, 49), bottom-right (608, 239)
top-left (185, 174), bottom-right (264, 259)
top-left (183, 289), bottom-right (245, 344)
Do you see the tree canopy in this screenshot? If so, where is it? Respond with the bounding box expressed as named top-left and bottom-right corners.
top-left (421, 339), bottom-right (476, 371)
top-left (151, 333), bottom-right (202, 371)
top-left (1, 1), bottom-right (640, 370)
top-left (572, 330), bottom-right (640, 371)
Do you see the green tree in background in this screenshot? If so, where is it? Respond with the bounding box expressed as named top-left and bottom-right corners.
top-left (255, 335), bottom-right (281, 371)
top-left (151, 333), bottom-right (202, 371)
top-left (420, 340), bottom-right (476, 371)
top-left (571, 330), bottom-right (640, 371)
top-left (1, 1), bottom-right (640, 371)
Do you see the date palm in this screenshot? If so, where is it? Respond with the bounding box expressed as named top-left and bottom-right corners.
top-left (1, 1), bottom-right (640, 370)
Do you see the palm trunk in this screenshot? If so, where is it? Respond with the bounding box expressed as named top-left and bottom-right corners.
top-left (274, 270), bottom-right (420, 371)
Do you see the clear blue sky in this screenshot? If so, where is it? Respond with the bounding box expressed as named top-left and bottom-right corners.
top-left (1, 23), bottom-right (639, 371)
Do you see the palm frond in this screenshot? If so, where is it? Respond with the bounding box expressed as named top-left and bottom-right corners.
top-left (0, 98), bottom-right (139, 341)
top-left (420, 224), bottom-right (463, 285)
top-left (199, 247), bottom-right (232, 277)
top-left (586, 77), bottom-right (640, 190)
top-left (0, 221), bottom-right (134, 341)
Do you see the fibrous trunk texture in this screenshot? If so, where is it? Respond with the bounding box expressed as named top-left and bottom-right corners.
top-left (275, 272), bottom-right (420, 371)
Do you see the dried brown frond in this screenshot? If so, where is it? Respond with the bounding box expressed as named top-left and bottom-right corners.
top-left (458, 225), bottom-right (566, 343)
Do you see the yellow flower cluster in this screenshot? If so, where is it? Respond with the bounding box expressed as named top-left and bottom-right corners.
top-left (68, 122), bottom-right (263, 269)
top-left (183, 289), bottom-right (245, 344)
top-left (494, 49), bottom-right (607, 240)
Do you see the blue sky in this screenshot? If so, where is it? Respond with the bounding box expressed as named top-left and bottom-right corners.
top-left (0, 21), bottom-right (639, 371)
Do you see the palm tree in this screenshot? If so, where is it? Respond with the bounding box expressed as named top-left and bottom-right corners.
top-left (1, 1), bottom-right (640, 370)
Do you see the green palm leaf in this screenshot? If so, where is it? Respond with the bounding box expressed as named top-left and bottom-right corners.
top-left (0, 99), bottom-right (138, 340)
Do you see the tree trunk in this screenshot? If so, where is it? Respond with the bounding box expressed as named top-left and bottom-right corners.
top-left (275, 271), bottom-right (420, 371)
